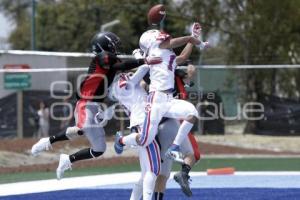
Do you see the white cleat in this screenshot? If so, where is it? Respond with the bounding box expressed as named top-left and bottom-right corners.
top-left (31, 137), bottom-right (52, 156)
top-left (166, 145), bottom-right (184, 164)
top-left (167, 150), bottom-right (184, 164)
top-left (56, 154), bottom-right (72, 180)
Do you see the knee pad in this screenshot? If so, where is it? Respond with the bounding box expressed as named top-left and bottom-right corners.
top-left (90, 149), bottom-right (103, 158)
top-left (66, 126), bottom-right (83, 140)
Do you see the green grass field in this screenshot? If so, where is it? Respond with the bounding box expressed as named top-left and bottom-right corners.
top-left (1, 157), bottom-right (300, 184)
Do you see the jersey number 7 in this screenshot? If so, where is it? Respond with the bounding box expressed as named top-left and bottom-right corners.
top-left (168, 55), bottom-right (176, 72)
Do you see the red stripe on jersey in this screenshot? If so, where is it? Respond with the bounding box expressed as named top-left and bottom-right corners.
top-left (188, 133), bottom-right (201, 161)
top-left (76, 99), bottom-right (87, 129)
top-left (80, 59), bottom-right (109, 100)
top-left (175, 76), bottom-right (188, 100)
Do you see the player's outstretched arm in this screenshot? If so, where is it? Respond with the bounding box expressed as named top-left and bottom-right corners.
top-left (176, 43), bottom-right (194, 65)
top-left (112, 57), bottom-right (162, 71)
top-left (129, 64), bottom-right (150, 86)
top-left (160, 36), bottom-right (200, 50)
top-left (112, 58), bottom-right (145, 71)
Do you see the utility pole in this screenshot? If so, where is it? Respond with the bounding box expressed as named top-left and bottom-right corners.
top-left (31, 0), bottom-right (36, 50)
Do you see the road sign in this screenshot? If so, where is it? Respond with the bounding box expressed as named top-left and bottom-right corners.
top-left (3, 64), bottom-right (31, 90)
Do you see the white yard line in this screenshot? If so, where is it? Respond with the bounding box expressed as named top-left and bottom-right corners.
top-left (0, 172), bottom-right (140, 196)
top-left (1, 171), bottom-right (300, 196)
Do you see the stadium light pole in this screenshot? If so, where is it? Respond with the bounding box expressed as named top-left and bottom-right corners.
top-left (100, 20), bottom-right (120, 32)
top-left (31, 0), bottom-right (36, 50)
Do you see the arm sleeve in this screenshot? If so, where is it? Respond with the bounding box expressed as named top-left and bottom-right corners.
top-left (175, 69), bottom-right (187, 79)
top-left (129, 64), bottom-right (150, 86)
top-left (111, 58), bottom-right (144, 71)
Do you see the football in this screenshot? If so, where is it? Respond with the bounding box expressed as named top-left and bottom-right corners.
top-left (147, 4), bottom-right (166, 25)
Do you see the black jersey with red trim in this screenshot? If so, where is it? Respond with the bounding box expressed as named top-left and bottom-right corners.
top-left (77, 52), bottom-right (145, 102)
top-left (174, 75), bottom-right (188, 100)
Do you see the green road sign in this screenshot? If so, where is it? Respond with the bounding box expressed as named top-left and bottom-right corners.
top-left (4, 73), bottom-right (31, 89)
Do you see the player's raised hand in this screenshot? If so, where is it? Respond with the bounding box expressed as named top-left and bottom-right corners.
top-left (144, 56), bottom-right (162, 65)
top-left (191, 22), bottom-right (202, 38)
top-left (94, 110), bottom-right (104, 124)
top-left (197, 41), bottom-right (210, 50)
top-left (132, 49), bottom-right (144, 59)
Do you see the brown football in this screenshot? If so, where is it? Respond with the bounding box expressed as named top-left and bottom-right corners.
top-left (147, 4), bottom-right (166, 25)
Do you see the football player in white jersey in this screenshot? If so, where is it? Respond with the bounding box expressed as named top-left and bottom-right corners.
top-left (108, 63), bottom-right (163, 200)
top-left (109, 42), bottom-right (198, 200)
top-left (137, 12), bottom-right (205, 162)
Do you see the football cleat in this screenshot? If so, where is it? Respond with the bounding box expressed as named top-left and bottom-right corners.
top-left (174, 171), bottom-right (192, 197)
top-left (56, 154), bottom-right (72, 180)
top-left (114, 131), bottom-right (124, 155)
top-left (165, 144), bottom-right (184, 163)
top-left (31, 137), bottom-right (52, 156)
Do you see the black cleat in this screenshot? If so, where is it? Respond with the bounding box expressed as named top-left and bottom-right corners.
top-left (174, 171), bottom-right (192, 197)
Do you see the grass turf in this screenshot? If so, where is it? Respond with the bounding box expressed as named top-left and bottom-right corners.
top-left (1, 157), bottom-right (300, 184)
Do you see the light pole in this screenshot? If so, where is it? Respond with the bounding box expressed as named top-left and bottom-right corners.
top-left (100, 19), bottom-right (120, 32)
top-left (31, 0), bottom-right (36, 50)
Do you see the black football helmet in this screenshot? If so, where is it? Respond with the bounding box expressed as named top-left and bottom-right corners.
top-left (91, 32), bottom-right (121, 55)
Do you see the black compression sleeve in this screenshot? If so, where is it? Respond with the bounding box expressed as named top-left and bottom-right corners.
top-left (49, 133), bottom-right (69, 144)
top-left (69, 148), bottom-right (103, 163)
top-left (111, 58), bottom-right (144, 71)
top-left (175, 69), bottom-right (187, 79)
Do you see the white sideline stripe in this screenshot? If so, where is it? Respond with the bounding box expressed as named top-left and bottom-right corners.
top-left (1, 171), bottom-right (300, 196)
top-left (0, 172), bottom-right (140, 197)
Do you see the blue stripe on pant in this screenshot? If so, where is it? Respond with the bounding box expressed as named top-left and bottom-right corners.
top-left (140, 92), bottom-right (154, 145)
top-left (148, 142), bottom-right (160, 176)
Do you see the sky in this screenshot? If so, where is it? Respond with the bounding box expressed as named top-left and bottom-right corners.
top-left (0, 12), bottom-right (13, 37)
top-left (0, 12), bottom-right (13, 49)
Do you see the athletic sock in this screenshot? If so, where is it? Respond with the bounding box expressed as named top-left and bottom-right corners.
top-left (121, 133), bottom-right (138, 146)
top-left (173, 120), bottom-right (194, 146)
top-left (69, 148), bottom-right (102, 163)
top-left (154, 192), bottom-right (164, 200)
top-left (49, 133), bottom-right (69, 144)
top-left (143, 172), bottom-right (157, 200)
top-left (182, 163), bottom-right (192, 175)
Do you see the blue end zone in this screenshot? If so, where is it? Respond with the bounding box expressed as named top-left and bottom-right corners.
top-left (1, 188), bottom-right (300, 200)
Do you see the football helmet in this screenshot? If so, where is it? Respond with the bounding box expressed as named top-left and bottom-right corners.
top-left (91, 32), bottom-right (121, 54)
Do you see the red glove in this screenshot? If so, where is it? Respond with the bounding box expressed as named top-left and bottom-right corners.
top-left (144, 56), bottom-right (162, 65)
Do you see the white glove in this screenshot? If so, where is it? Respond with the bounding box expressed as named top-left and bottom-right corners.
top-left (94, 105), bottom-right (116, 126)
top-left (191, 22), bottom-right (202, 38)
top-left (94, 110), bottom-right (105, 124)
top-left (132, 49), bottom-right (145, 59)
top-left (196, 41), bottom-right (210, 50)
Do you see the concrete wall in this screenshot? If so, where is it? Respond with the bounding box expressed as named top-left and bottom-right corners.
top-left (0, 51), bottom-right (93, 99)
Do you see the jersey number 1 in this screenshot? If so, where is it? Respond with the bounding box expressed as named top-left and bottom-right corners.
top-left (168, 55), bottom-right (176, 71)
